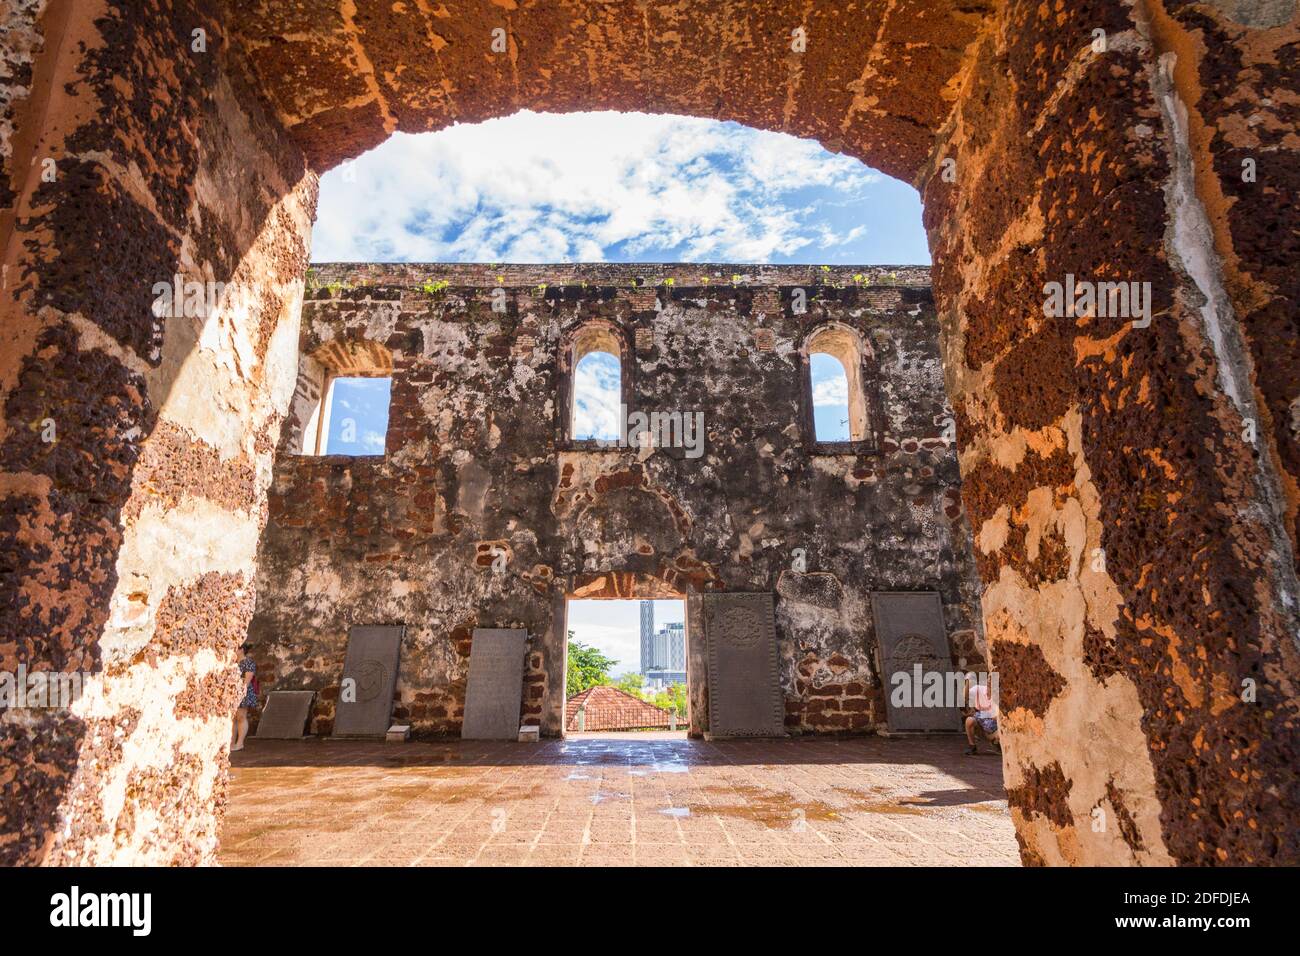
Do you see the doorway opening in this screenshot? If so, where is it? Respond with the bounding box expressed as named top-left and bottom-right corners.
top-left (564, 596), bottom-right (688, 738)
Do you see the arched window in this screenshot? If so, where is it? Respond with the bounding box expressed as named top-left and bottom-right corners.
top-left (568, 323), bottom-right (624, 443)
top-left (804, 324), bottom-right (869, 446)
top-left (294, 339), bottom-right (394, 456)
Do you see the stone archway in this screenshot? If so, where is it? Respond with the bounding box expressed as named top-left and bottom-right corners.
top-left (1, 1), bottom-right (1296, 866)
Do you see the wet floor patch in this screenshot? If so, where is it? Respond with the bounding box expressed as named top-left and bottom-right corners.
top-left (221, 735), bottom-right (1020, 866)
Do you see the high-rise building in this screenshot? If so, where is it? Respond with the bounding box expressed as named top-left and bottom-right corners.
top-left (665, 622), bottom-right (685, 671)
top-left (639, 600), bottom-right (655, 676)
top-left (645, 620), bottom-right (686, 687)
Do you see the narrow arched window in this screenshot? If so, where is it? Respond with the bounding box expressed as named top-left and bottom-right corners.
top-left (805, 324), bottom-right (869, 446)
top-left (295, 340), bottom-right (394, 456)
top-left (568, 324), bottom-right (624, 443)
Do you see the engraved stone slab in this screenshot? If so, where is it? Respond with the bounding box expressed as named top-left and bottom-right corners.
top-left (702, 592), bottom-right (785, 738)
top-left (255, 690), bottom-right (315, 739)
top-left (332, 625), bottom-right (404, 738)
top-left (462, 628), bottom-right (529, 740)
top-left (871, 591), bottom-right (961, 732)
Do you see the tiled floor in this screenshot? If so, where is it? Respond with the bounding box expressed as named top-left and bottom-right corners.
top-left (220, 734), bottom-right (1019, 866)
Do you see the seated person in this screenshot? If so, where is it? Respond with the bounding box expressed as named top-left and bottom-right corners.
top-left (963, 676), bottom-right (999, 756)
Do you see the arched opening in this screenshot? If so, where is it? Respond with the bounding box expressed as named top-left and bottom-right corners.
top-left (223, 100), bottom-right (998, 862)
top-left (804, 323), bottom-right (871, 445)
top-left (4, 0), bottom-right (1295, 871)
top-left (291, 339), bottom-right (394, 456)
top-left (567, 323), bottom-right (626, 444)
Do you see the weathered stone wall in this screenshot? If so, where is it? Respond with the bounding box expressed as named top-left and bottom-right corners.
top-left (0, 1), bottom-right (316, 865)
top-left (248, 263), bottom-right (985, 740)
top-left (921, 0), bottom-right (1299, 865)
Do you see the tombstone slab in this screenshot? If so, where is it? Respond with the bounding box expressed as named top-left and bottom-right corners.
top-left (701, 592), bottom-right (785, 738)
top-left (255, 690), bottom-right (315, 739)
top-left (871, 591), bottom-right (961, 732)
top-left (332, 625), bottom-right (404, 738)
top-left (462, 628), bottom-right (529, 740)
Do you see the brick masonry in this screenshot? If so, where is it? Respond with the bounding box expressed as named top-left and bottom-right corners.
top-left (248, 263), bottom-right (985, 743)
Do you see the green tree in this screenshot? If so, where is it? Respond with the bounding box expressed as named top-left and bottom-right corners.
top-left (567, 636), bottom-right (616, 696)
top-left (650, 681), bottom-right (688, 717)
top-left (614, 671), bottom-right (646, 697)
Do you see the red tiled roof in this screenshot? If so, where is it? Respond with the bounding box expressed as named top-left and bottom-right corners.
top-left (565, 685), bottom-right (682, 731)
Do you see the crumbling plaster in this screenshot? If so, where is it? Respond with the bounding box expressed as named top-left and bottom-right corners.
top-left (250, 263), bottom-right (983, 744)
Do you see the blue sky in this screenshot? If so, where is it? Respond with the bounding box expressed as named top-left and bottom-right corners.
top-left (312, 110), bottom-right (930, 264)
top-left (324, 377), bottom-right (390, 455)
top-left (315, 111), bottom-right (898, 682)
top-left (573, 351), bottom-right (621, 441)
top-left (810, 353), bottom-right (851, 441)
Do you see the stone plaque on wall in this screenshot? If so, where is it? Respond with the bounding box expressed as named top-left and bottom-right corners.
top-left (333, 625), bottom-right (404, 738)
top-left (255, 690), bottom-right (315, 739)
top-left (871, 591), bottom-right (961, 732)
top-left (701, 592), bottom-right (785, 738)
top-left (462, 628), bottom-right (529, 740)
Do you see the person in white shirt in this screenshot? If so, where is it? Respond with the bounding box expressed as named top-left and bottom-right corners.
top-left (963, 676), bottom-right (999, 756)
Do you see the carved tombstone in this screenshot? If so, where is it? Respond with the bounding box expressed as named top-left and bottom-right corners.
top-left (332, 625), bottom-right (404, 738)
top-left (871, 591), bottom-right (962, 732)
top-left (701, 592), bottom-right (786, 738)
top-left (255, 690), bottom-right (315, 739)
top-left (462, 628), bottom-right (529, 740)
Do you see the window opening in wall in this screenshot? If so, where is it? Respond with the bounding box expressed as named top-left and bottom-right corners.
top-left (568, 322), bottom-right (625, 443)
top-left (571, 350), bottom-right (621, 442)
top-left (806, 325), bottom-right (869, 444)
top-left (810, 353), bottom-right (852, 442)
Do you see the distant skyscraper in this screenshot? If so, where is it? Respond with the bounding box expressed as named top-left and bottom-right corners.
top-left (645, 621), bottom-right (687, 687)
top-left (665, 622), bottom-right (685, 671)
top-left (639, 600), bottom-right (655, 676)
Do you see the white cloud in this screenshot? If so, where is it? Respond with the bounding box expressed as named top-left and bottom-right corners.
top-left (812, 373), bottom-right (849, 407)
top-left (312, 111), bottom-right (883, 263)
top-left (571, 351), bottom-right (621, 440)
